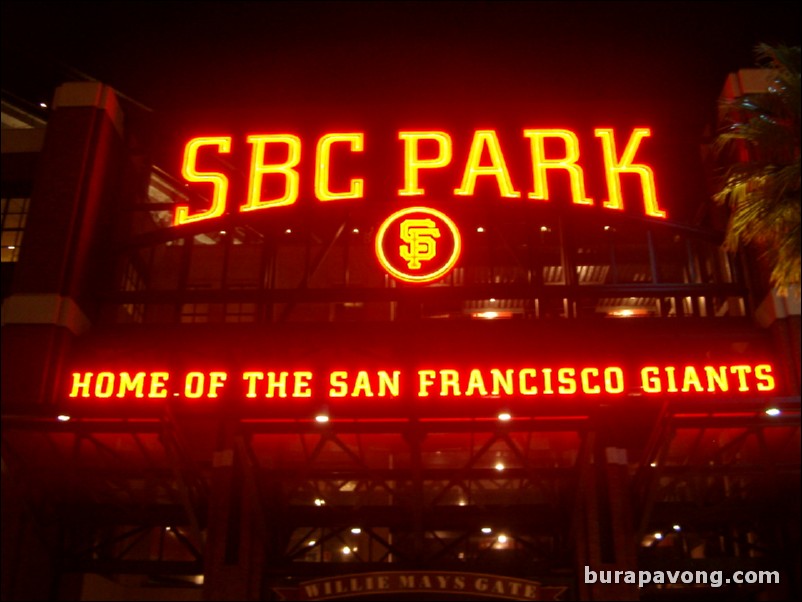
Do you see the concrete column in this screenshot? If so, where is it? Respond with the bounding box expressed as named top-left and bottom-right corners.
top-left (203, 432), bottom-right (268, 601)
top-left (576, 444), bottom-right (639, 601)
top-left (1, 82), bottom-right (127, 413)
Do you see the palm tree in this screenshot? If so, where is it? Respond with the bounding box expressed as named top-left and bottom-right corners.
top-left (714, 43), bottom-right (800, 293)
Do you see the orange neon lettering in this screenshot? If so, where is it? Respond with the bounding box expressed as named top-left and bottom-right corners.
top-left (454, 130), bottom-right (520, 198)
top-left (378, 371), bottom-right (401, 397)
top-left (440, 369), bottom-right (461, 396)
top-left (294, 371), bottom-right (313, 397)
top-left (580, 368), bottom-right (601, 394)
top-left (329, 371), bottom-right (348, 398)
top-left (704, 365), bottom-right (729, 392)
top-left (519, 369), bottom-right (538, 395)
top-left (755, 364), bottom-right (776, 391)
top-left (524, 129), bottom-right (592, 205)
top-left (149, 373), bottom-right (169, 398)
top-left (605, 367), bottom-right (625, 394)
top-left (242, 134), bottom-right (301, 211)
top-left (681, 366), bottom-right (704, 392)
top-left (185, 372), bottom-right (205, 398)
top-left (95, 372), bottom-right (115, 398)
top-left (175, 137), bottom-right (231, 225)
top-left (418, 370), bottom-right (436, 397)
top-left (243, 372), bottom-right (263, 398)
top-left (116, 372), bottom-right (146, 398)
top-left (595, 128), bottom-right (665, 218)
top-left (729, 365), bottom-right (752, 392)
top-left (465, 369), bottom-right (488, 396)
top-left (491, 369), bottom-right (514, 396)
top-left (70, 372), bottom-right (93, 398)
top-left (352, 371), bottom-right (374, 397)
top-left (315, 133), bottom-right (364, 201)
top-left (664, 366), bottom-right (679, 392)
top-left (208, 372), bottom-right (228, 398)
top-left (557, 368), bottom-right (577, 394)
top-left (265, 371), bottom-right (289, 398)
top-left (641, 367), bottom-right (661, 393)
top-left (399, 131), bottom-right (452, 196)
top-left (541, 368), bottom-right (555, 394)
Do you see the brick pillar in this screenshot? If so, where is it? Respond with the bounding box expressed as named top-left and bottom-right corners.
top-left (1, 82), bottom-right (129, 601)
top-left (2, 82), bottom-right (128, 413)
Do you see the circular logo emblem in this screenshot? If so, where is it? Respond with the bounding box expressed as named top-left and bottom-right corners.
top-left (375, 206), bottom-right (461, 283)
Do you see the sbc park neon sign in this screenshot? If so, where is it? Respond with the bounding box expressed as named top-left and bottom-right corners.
top-left (174, 128), bottom-right (666, 283)
top-left (174, 128), bottom-right (666, 223)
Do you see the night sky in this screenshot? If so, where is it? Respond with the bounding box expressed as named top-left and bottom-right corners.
top-left (3, 1), bottom-right (800, 221)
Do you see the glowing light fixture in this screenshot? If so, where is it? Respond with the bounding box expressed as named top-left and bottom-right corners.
top-left (350, 527), bottom-right (362, 534)
top-left (672, 524), bottom-right (681, 532)
top-left (497, 534), bottom-right (508, 543)
top-left (654, 532), bottom-right (663, 540)
top-left (481, 527), bottom-right (492, 534)
top-left (498, 412), bottom-right (512, 421)
top-left (57, 414), bottom-right (71, 422)
top-left (314, 498), bottom-right (326, 506)
top-left (495, 462), bottom-right (505, 471)
top-left (765, 408), bottom-right (781, 416)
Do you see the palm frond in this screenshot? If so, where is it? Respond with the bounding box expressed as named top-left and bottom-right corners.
top-left (712, 44), bottom-right (801, 291)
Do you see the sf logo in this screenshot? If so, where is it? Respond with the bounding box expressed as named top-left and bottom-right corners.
top-left (400, 219), bottom-right (440, 269)
top-left (375, 207), bottom-right (461, 283)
